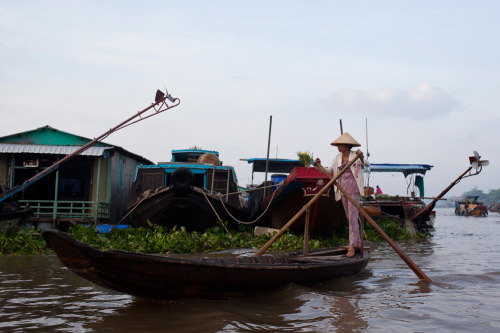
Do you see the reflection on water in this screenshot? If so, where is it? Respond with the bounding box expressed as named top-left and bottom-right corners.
top-left (1, 208), bottom-right (500, 332)
top-left (0, 256), bottom-right (133, 332)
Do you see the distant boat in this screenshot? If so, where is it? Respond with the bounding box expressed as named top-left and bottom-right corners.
top-left (489, 202), bottom-right (500, 214)
top-left (126, 148), bottom-right (245, 231)
top-left (361, 163), bottom-right (435, 233)
top-left (455, 196), bottom-right (488, 216)
top-left (244, 158), bottom-right (347, 237)
top-left (43, 229), bottom-right (374, 300)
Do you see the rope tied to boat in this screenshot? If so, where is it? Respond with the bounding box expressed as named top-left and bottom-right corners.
top-left (199, 189), bottom-right (229, 233)
top-left (217, 189), bottom-right (277, 225)
top-left (200, 187), bottom-right (278, 225)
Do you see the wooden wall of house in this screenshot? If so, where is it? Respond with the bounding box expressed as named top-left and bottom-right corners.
top-left (0, 154), bottom-right (7, 186)
top-left (109, 153), bottom-right (141, 223)
top-left (90, 156), bottom-right (109, 203)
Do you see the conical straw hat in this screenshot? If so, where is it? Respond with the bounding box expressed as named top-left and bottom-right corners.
top-left (330, 132), bottom-right (361, 147)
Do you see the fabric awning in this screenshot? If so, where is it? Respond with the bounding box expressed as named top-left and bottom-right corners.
top-left (245, 158), bottom-right (303, 173)
top-left (363, 163), bottom-right (433, 177)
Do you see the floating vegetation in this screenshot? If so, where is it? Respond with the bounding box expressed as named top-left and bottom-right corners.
top-left (0, 227), bottom-right (51, 255)
top-left (1, 218), bottom-right (428, 255)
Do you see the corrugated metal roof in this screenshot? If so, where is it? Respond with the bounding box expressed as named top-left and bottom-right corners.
top-left (0, 143), bottom-right (111, 156)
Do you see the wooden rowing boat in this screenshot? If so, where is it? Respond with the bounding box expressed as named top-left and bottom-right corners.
top-left (43, 229), bottom-right (373, 299)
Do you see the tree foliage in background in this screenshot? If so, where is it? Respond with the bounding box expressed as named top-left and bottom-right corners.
top-left (462, 187), bottom-right (500, 203)
top-left (439, 188), bottom-right (500, 207)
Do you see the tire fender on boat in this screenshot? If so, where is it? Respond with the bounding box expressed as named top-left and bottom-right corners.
top-left (171, 168), bottom-right (194, 195)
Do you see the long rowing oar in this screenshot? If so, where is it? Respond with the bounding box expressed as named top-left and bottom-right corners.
top-left (315, 162), bottom-right (432, 283)
top-left (253, 152), bottom-right (362, 257)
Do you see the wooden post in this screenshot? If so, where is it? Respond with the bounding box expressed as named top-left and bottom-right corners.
top-left (359, 214), bottom-right (364, 257)
top-left (226, 168), bottom-right (230, 202)
top-left (303, 207), bottom-right (310, 255)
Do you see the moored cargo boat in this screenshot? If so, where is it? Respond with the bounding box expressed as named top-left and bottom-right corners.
top-left (244, 158), bottom-right (347, 237)
top-left (127, 148), bottom-right (246, 231)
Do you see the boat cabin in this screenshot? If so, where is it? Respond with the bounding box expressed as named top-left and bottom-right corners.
top-left (363, 163), bottom-right (434, 198)
top-left (362, 163), bottom-right (435, 232)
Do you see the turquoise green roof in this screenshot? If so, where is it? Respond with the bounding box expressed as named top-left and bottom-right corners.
top-left (0, 125), bottom-right (108, 147)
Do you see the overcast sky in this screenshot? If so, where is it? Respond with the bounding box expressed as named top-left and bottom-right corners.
top-left (1, 1), bottom-right (499, 198)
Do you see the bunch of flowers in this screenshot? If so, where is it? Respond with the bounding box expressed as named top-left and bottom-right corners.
top-left (297, 151), bottom-right (313, 166)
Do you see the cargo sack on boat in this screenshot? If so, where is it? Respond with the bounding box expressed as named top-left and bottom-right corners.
top-left (197, 153), bottom-right (221, 165)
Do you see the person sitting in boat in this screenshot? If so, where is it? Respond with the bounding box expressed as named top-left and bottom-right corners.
top-left (375, 185), bottom-right (383, 195)
top-left (314, 132), bottom-right (369, 257)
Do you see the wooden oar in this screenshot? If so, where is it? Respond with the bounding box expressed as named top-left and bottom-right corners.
top-left (253, 152), bottom-right (362, 257)
top-left (315, 163), bottom-right (433, 283)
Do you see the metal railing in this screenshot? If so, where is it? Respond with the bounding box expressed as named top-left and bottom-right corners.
top-left (19, 200), bottom-right (110, 222)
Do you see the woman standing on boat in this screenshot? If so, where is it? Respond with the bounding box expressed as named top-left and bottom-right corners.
top-left (315, 132), bottom-right (369, 257)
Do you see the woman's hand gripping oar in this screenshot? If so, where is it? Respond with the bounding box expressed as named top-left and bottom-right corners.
top-left (253, 152), bottom-right (363, 257)
top-left (315, 161), bottom-right (433, 283)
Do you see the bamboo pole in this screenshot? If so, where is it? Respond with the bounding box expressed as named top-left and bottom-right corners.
top-left (315, 163), bottom-right (433, 283)
top-left (253, 152), bottom-right (362, 257)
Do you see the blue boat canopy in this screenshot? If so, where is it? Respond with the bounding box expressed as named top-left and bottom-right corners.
top-left (245, 158), bottom-right (302, 173)
top-left (364, 163), bottom-right (433, 178)
top-left (171, 149), bottom-right (219, 162)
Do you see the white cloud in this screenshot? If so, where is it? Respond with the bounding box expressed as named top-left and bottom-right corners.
top-left (322, 83), bottom-right (461, 120)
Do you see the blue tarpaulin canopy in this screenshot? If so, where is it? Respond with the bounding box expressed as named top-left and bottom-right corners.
top-left (364, 164), bottom-right (433, 178)
top-left (245, 158), bottom-right (302, 173)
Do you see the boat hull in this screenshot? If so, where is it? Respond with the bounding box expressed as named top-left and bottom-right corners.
top-left (455, 200), bottom-right (488, 217)
top-left (128, 187), bottom-right (241, 231)
top-left (0, 205), bottom-right (33, 231)
top-left (362, 198), bottom-right (435, 232)
top-left (43, 230), bottom-right (373, 299)
top-left (261, 188), bottom-right (346, 236)
top-left (250, 167), bottom-right (347, 237)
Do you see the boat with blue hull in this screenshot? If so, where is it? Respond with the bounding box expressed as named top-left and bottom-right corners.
top-left (127, 148), bottom-right (245, 231)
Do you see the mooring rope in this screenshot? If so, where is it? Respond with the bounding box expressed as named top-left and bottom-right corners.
top-left (217, 189), bottom-right (278, 225)
top-left (223, 183), bottom-right (279, 197)
top-left (199, 189), bottom-right (229, 233)
top-left (199, 185), bottom-right (277, 225)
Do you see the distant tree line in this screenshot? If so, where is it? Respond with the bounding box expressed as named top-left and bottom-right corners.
top-left (436, 187), bottom-right (500, 208)
top-left (462, 187), bottom-right (500, 204)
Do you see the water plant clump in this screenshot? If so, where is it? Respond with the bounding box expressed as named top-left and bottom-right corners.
top-left (67, 223), bottom-right (344, 254)
top-left (1, 218), bottom-right (427, 255)
top-left (0, 227), bottom-right (52, 255)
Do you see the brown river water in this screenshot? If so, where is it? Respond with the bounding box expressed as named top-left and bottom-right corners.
top-left (1, 208), bottom-right (500, 332)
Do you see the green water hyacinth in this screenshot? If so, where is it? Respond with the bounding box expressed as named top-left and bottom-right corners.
top-left (0, 219), bottom-right (428, 255)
